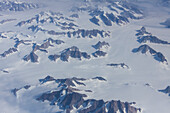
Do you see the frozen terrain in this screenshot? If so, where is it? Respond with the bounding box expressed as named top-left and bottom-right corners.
top-left (0, 0), bottom-right (170, 113)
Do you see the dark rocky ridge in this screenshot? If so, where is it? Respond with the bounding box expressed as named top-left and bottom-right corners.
top-left (23, 52), bottom-right (38, 62)
top-left (135, 27), bottom-right (151, 36)
top-left (159, 86), bottom-right (170, 96)
top-left (49, 46), bottom-right (91, 62)
top-left (0, 48), bottom-right (17, 57)
top-left (92, 50), bottom-right (107, 57)
top-left (107, 63), bottom-right (129, 69)
top-left (21, 21), bottom-right (110, 39)
top-left (92, 41), bottom-right (110, 50)
top-left (132, 44), bottom-right (168, 64)
top-left (48, 29), bottom-right (110, 38)
top-left (12, 76), bottom-right (141, 113)
top-left (133, 27), bottom-right (169, 64)
top-left (28, 25), bottom-right (46, 33)
top-left (14, 38), bottom-right (32, 48)
top-left (136, 27), bottom-right (170, 44)
top-left (33, 38), bottom-right (64, 52)
top-left (16, 11), bottom-right (78, 30)
top-left (23, 38), bottom-right (64, 63)
top-left (73, 1), bottom-right (143, 26)
top-left (0, 1), bottom-right (39, 11)
top-left (92, 76), bottom-right (107, 81)
top-left (16, 11), bottom-right (110, 38)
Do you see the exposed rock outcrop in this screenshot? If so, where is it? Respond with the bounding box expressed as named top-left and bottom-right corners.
top-left (159, 86), bottom-right (170, 96)
top-left (73, 1), bottom-right (143, 26)
top-left (12, 76), bottom-right (141, 113)
top-left (14, 38), bottom-right (32, 48)
top-left (47, 38), bottom-right (65, 45)
top-left (132, 44), bottom-right (168, 64)
top-left (92, 76), bottom-right (107, 81)
top-left (0, 1), bottom-right (39, 11)
top-left (136, 27), bottom-right (170, 44)
top-left (23, 52), bottom-right (38, 62)
top-left (107, 63), bottom-right (129, 69)
top-left (92, 50), bottom-right (107, 57)
top-left (49, 46), bottom-right (91, 62)
top-left (92, 41), bottom-right (110, 50)
top-left (48, 29), bottom-right (110, 38)
top-left (0, 48), bottom-right (17, 57)
top-left (135, 27), bottom-right (151, 36)
top-left (133, 27), bottom-right (169, 64)
top-left (23, 38), bottom-right (64, 63)
top-left (16, 11), bottom-right (77, 31)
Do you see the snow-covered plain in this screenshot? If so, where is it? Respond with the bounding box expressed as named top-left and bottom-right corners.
top-left (0, 0), bottom-right (170, 113)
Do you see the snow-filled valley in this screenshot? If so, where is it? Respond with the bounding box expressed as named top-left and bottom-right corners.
top-left (0, 0), bottom-right (170, 113)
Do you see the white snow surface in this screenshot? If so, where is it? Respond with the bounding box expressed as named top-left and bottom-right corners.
top-left (0, 0), bottom-right (170, 113)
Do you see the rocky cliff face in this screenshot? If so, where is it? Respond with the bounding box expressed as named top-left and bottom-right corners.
top-left (12, 76), bottom-right (141, 113)
top-left (17, 11), bottom-right (76, 29)
top-left (48, 29), bottom-right (110, 38)
top-left (23, 52), bottom-right (38, 62)
top-left (0, 1), bottom-right (39, 11)
top-left (159, 86), bottom-right (170, 96)
top-left (136, 27), bottom-right (170, 44)
top-left (107, 63), bottom-right (129, 69)
top-left (92, 50), bottom-right (107, 57)
top-left (92, 41), bottom-right (110, 50)
top-left (17, 11), bottom-right (110, 39)
top-left (14, 39), bottom-right (32, 48)
top-left (49, 46), bottom-right (91, 62)
top-left (0, 48), bottom-right (17, 57)
top-left (23, 38), bottom-right (64, 63)
top-left (132, 44), bottom-right (168, 64)
top-left (133, 27), bottom-right (169, 65)
top-left (72, 1), bottom-right (143, 26)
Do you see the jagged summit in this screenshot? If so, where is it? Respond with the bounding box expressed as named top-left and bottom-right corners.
top-left (17, 11), bottom-right (77, 30)
top-left (92, 41), bottom-right (110, 50)
top-left (136, 27), bottom-right (170, 44)
top-left (73, 1), bottom-right (143, 26)
top-left (136, 27), bottom-right (151, 36)
top-left (49, 46), bottom-right (91, 62)
top-left (17, 10), bottom-right (110, 38)
top-left (0, 0), bottom-right (39, 11)
top-left (132, 44), bottom-right (168, 64)
top-left (23, 38), bottom-right (64, 63)
top-left (0, 48), bottom-right (17, 57)
top-left (12, 76), bottom-right (141, 113)
top-left (132, 44), bottom-right (156, 54)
